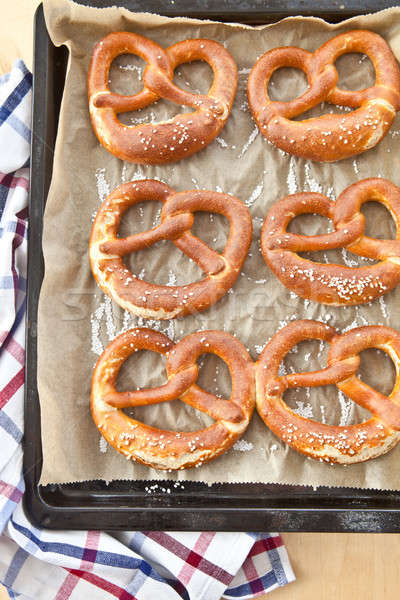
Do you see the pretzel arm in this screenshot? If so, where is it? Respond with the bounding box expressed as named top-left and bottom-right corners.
top-left (285, 357), bottom-right (360, 388)
top-left (267, 230), bottom-right (360, 252)
top-left (143, 65), bottom-right (223, 113)
top-left (104, 366), bottom-right (198, 408)
top-left (173, 231), bottom-right (226, 275)
top-left (338, 377), bottom-right (400, 430)
top-left (347, 238), bottom-right (400, 261)
top-left (182, 384), bottom-right (244, 423)
top-left (91, 89), bottom-right (159, 112)
top-left (100, 213), bottom-right (193, 256)
top-left (104, 387), bottom-right (180, 408)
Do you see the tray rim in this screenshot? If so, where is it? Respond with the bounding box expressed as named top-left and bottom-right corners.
top-left (24, 0), bottom-right (400, 532)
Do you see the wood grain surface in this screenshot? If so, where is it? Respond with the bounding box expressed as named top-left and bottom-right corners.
top-left (1, 1), bottom-right (400, 599)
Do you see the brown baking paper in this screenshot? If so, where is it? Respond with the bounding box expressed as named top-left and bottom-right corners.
top-left (39, 0), bottom-right (400, 489)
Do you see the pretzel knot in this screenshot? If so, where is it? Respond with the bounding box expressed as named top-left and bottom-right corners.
top-left (89, 179), bottom-right (252, 319)
top-left (261, 178), bottom-right (400, 306)
top-left (87, 32), bottom-right (238, 164)
top-left (91, 328), bottom-right (255, 469)
top-left (256, 320), bottom-right (400, 464)
top-left (247, 30), bottom-right (400, 161)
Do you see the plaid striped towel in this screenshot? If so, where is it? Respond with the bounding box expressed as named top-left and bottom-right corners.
top-left (0, 60), bottom-right (295, 600)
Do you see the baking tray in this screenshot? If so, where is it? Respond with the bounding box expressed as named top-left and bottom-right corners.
top-left (24, 1), bottom-right (400, 531)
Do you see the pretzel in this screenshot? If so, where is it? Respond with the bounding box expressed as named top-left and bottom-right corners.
top-left (247, 30), bottom-right (400, 161)
top-left (261, 178), bottom-right (400, 306)
top-left (256, 320), bottom-right (400, 464)
top-left (87, 32), bottom-right (238, 164)
top-left (89, 179), bottom-right (252, 319)
top-left (91, 327), bottom-right (255, 469)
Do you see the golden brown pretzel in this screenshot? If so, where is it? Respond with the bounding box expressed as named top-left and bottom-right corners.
top-left (89, 179), bottom-right (252, 319)
top-left (256, 320), bottom-right (400, 464)
top-left (261, 178), bottom-right (400, 306)
top-left (91, 327), bottom-right (255, 469)
top-left (247, 30), bottom-right (400, 161)
top-left (87, 32), bottom-right (238, 164)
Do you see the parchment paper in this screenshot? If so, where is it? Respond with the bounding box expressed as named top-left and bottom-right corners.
top-left (40, 0), bottom-right (400, 489)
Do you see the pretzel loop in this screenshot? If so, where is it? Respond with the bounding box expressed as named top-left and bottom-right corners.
top-left (88, 33), bottom-right (238, 164)
top-left (327, 327), bottom-right (400, 429)
top-left (256, 320), bottom-right (400, 464)
top-left (261, 178), bottom-right (400, 306)
top-left (91, 328), bottom-right (255, 470)
top-left (248, 30), bottom-right (400, 161)
top-left (89, 179), bottom-right (253, 320)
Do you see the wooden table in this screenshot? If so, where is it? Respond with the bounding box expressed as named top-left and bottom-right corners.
top-left (1, 1), bottom-right (399, 598)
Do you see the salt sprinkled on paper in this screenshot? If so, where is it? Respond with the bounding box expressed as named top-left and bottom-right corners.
top-left (293, 401), bottom-right (313, 419)
top-left (130, 168), bottom-right (147, 182)
top-left (104, 296), bottom-right (117, 340)
top-left (341, 248), bottom-right (359, 267)
top-left (118, 310), bottom-right (133, 336)
top-left (278, 361), bottom-right (287, 376)
top-left (233, 439), bottom-right (254, 452)
top-left (342, 317), bottom-right (363, 332)
top-left (246, 182), bottom-right (263, 207)
top-left (118, 63), bottom-right (143, 75)
top-left (99, 436), bottom-right (108, 453)
top-left (152, 206), bottom-right (162, 228)
top-left (378, 296), bottom-right (389, 319)
top-left (238, 125), bottom-right (259, 158)
top-left (164, 320), bottom-right (175, 342)
top-left (304, 163), bottom-right (322, 194)
top-left (338, 390), bottom-right (352, 426)
top-left (287, 156), bottom-right (298, 194)
top-left (355, 307), bottom-right (369, 326)
top-left (166, 270), bottom-right (177, 286)
top-left (121, 163), bottom-right (128, 183)
top-left (326, 187), bottom-right (336, 201)
top-left (254, 342), bottom-right (266, 355)
top-left (253, 216), bottom-right (264, 231)
top-left (95, 167), bottom-right (110, 202)
top-left (91, 303), bottom-right (105, 355)
top-left (216, 137), bottom-right (228, 148)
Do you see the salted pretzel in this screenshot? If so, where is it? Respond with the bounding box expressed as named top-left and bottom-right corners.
top-left (89, 179), bottom-right (252, 319)
top-left (87, 32), bottom-right (238, 164)
top-left (261, 178), bottom-right (400, 306)
top-left (247, 30), bottom-right (400, 161)
top-left (256, 320), bottom-right (400, 464)
top-left (91, 327), bottom-right (255, 469)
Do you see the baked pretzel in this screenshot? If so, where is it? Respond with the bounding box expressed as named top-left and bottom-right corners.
top-left (89, 179), bottom-right (252, 319)
top-left (256, 320), bottom-right (400, 464)
top-left (87, 32), bottom-right (238, 164)
top-left (247, 30), bottom-right (400, 161)
top-left (91, 327), bottom-right (255, 469)
top-left (261, 178), bottom-right (400, 306)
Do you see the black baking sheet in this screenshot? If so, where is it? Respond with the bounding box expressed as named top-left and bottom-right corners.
top-left (24, 1), bottom-right (400, 531)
